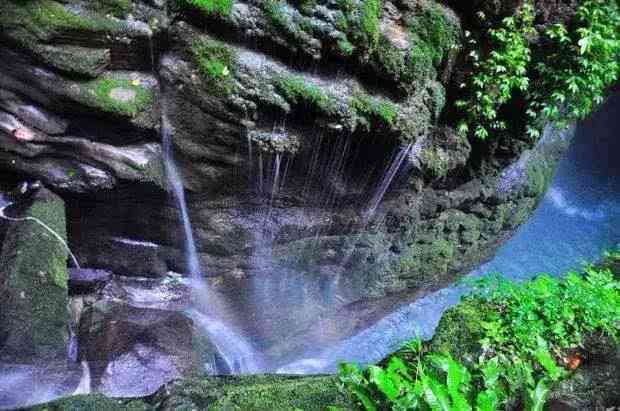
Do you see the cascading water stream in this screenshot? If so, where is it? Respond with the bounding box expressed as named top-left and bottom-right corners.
top-left (160, 102), bottom-right (262, 374)
top-left (161, 113), bottom-right (203, 279)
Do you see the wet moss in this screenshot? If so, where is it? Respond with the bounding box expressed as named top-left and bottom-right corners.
top-left (81, 76), bottom-right (155, 117)
top-left (0, 189), bottom-right (69, 360)
top-left (428, 298), bottom-right (493, 364)
top-left (409, 5), bottom-right (459, 69)
top-left (157, 375), bottom-right (352, 410)
top-left (192, 38), bottom-right (237, 96)
top-left (29, 395), bottom-right (152, 411)
top-left (264, 0), bottom-right (290, 30)
top-left (275, 75), bottom-right (338, 115)
top-left (90, 0), bottom-right (132, 18)
top-left (0, 0), bottom-right (123, 41)
top-left (178, 0), bottom-right (234, 17)
top-left (359, 0), bottom-right (382, 48)
top-left (350, 93), bottom-right (398, 129)
top-left (419, 146), bottom-right (450, 178)
top-left (34, 45), bottom-right (110, 78)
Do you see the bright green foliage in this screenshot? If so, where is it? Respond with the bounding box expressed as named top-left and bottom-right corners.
top-left (178, 0), bottom-right (233, 17)
top-left (527, 0), bottom-right (620, 136)
top-left (339, 262), bottom-right (620, 410)
top-left (457, 0), bottom-right (620, 140)
top-left (86, 78), bottom-right (154, 116)
top-left (456, 2), bottom-right (535, 140)
top-left (192, 39), bottom-right (237, 96)
top-left (359, 0), bottom-right (382, 48)
top-left (275, 75), bottom-right (338, 115)
top-left (351, 94), bottom-right (398, 129)
top-left (474, 268), bottom-right (620, 355)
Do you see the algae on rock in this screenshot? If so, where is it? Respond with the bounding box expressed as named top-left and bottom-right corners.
top-left (0, 187), bottom-right (70, 362)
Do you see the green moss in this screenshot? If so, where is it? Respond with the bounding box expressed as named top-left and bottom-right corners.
top-left (192, 38), bottom-right (237, 96)
top-left (406, 4), bottom-right (459, 80)
top-left (275, 75), bottom-right (338, 115)
top-left (82, 77), bottom-right (154, 117)
top-left (359, 0), bottom-right (382, 48)
top-left (420, 147), bottom-right (450, 178)
top-left (350, 93), bottom-right (398, 129)
top-left (526, 157), bottom-right (556, 197)
top-left (29, 394), bottom-right (151, 411)
top-left (159, 375), bottom-right (352, 410)
top-left (428, 298), bottom-right (492, 364)
top-left (336, 0), bottom-right (383, 52)
top-left (0, 190), bottom-right (69, 360)
top-left (178, 0), bottom-right (233, 17)
top-left (35, 45), bottom-right (110, 78)
top-left (264, 0), bottom-right (290, 30)
top-left (0, 0), bottom-right (123, 41)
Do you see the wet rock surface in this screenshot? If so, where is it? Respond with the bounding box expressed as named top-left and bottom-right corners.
top-left (0, 187), bottom-right (69, 362)
top-left (0, 0), bottom-right (590, 406)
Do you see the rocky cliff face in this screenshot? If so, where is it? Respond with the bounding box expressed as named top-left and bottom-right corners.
top-left (0, 0), bottom-right (573, 384)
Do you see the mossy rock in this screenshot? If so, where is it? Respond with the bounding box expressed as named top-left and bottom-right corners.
top-left (0, 187), bottom-right (69, 361)
top-left (156, 374), bottom-right (352, 410)
top-left (28, 394), bottom-right (152, 411)
top-left (427, 297), bottom-right (492, 364)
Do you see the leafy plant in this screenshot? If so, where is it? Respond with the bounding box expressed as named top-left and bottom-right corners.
top-left (339, 262), bottom-right (620, 410)
top-left (456, 2), bottom-right (535, 140)
top-left (526, 0), bottom-right (620, 136)
top-left (456, 0), bottom-right (620, 140)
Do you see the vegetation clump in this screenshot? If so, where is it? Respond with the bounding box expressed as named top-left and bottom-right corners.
top-left (408, 5), bottom-right (460, 80)
top-left (192, 39), bottom-right (237, 96)
top-left (91, 0), bottom-right (132, 18)
top-left (177, 0), bottom-right (234, 17)
top-left (0, 0), bottom-right (123, 39)
top-left (456, 2), bottom-right (535, 140)
top-left (457, 0), bottom-right (620, 140)
top-left (338, 259), bottom-right (620, 410)
top-left (85, 77), bottom-right (154, 116)
top-left (351, 94), bottom-right (399, 129)
top-left (527, 0), bottom-right (620, 133)
top-left (275, 75), bottom-right (338, 115)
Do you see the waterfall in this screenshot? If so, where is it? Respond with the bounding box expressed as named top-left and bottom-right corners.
top-left (366, 143), bottom-right (414, 217)
top-left (161, 114), bottom-right (203, 279)
top-left (189, 309), bottom-right (262, 374)
top-left (72, 361), bottom-right (91, 395)
top-left (160, 98), bottom-right (263, 374)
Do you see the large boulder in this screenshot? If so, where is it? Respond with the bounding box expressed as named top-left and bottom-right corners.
top-left (0, 186), bottom-right (70, 362)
